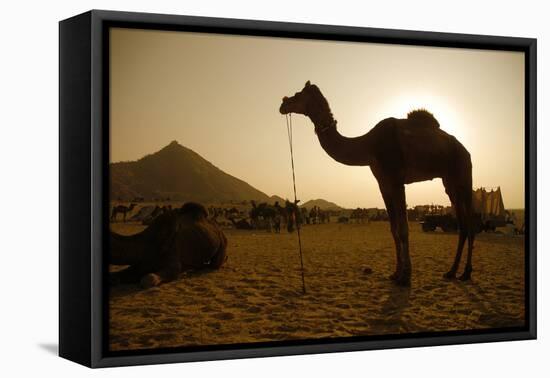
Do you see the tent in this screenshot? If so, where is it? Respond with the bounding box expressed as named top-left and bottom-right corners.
top-left (472, 187), bottom-right (506, 219)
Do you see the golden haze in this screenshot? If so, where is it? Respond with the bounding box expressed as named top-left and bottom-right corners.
top-left (110, 28), bottom-right (525, 209)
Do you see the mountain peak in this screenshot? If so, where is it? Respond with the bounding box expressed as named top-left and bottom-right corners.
top-left (162, 140), bottom-right (183, 151)
top-left (154, 140), bottom-right (190, 157)
top-left (110, 141), bottom-right (270, 203)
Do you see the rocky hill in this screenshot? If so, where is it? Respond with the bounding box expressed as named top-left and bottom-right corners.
top-left (110, 141), bottom-right (271, 203)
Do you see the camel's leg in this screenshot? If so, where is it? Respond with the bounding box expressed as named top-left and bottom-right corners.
top-left (140, 236), bottom-right (183, 288)
top-left (459, 231), bottom-right (475, 280)
top-left (391, 184), bottom-right (412, 286)
top-left (444, 204), bottom-right (467, 279)
top-left (140, 261), bottom-right (182, 289)
top-left (379, 185), bottom-right (401, 280)
top-left (110, 264), bottom-right (148, 285)
top-left (442, 180), bottom-right (467, 279)
top-left (459, 192), bottom-right (475, 281)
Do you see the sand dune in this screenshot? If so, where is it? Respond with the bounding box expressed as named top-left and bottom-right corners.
top-left (109, 221), bottom-right (525, 351)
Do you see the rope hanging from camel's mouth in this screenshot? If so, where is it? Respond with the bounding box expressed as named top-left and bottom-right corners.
top-left (285, 113), bottom-right (307, 294)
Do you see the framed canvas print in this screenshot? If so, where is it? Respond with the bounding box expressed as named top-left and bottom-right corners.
top-left (59, 10), bottom-right (537, 368)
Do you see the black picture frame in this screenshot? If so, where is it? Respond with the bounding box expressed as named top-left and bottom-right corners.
top-left (59, 9), bottom-right (537, 368)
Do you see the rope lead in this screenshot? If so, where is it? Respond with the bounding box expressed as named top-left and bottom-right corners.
top-left (285, 114), bottom-right (306, 294)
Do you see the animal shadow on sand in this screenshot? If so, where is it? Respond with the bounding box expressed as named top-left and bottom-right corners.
top-left (371, 285), bottom-right (412, 332)
top-left (454, 281), bottom-right (524, 328)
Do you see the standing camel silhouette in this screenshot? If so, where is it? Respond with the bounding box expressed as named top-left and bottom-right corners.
top-left (280, 81), bottom-right (475, 286)
top-left (111, 203), bottom-right (137, 223)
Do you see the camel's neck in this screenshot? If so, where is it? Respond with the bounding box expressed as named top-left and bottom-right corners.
top-left (306, 101), bottom-right (374, 166)
top-left (109, 232), bottom-right (149, 265)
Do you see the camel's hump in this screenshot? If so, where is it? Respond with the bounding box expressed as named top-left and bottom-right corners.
top-left (180, 202), bottom-right (208, 220)
top-left (407, 109), bottom-right (440, 128)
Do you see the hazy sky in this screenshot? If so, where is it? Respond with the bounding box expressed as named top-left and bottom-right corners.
top-left (110, 28), bottom-right (525, 209)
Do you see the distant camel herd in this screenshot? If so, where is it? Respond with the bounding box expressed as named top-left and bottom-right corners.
top-left (110, 203), bottom-right (137, 222)
top-left (110, 200), bottom-right (338, 233)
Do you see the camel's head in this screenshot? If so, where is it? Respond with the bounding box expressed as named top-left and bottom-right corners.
top-left (279, 80), bottom-right (317, 116)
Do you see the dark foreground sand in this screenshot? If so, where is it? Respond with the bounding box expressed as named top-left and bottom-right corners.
top-left (109, 221), bottom-right (525, 351)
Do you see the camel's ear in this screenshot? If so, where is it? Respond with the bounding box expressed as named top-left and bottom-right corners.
top-left (305, 80), bottom-right (311, 87)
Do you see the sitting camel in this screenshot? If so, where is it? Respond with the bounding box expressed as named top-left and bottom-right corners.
top-left (229, 217), bottom-right (253, 230)
top-left (110, 202), bottom-right (227, 288)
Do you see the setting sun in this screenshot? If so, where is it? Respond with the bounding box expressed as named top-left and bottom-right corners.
top-left (381, 93), bottom-right (468, 147)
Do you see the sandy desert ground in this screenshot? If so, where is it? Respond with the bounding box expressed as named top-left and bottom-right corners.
top-left (109, 220), bottom-right (525, 351)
